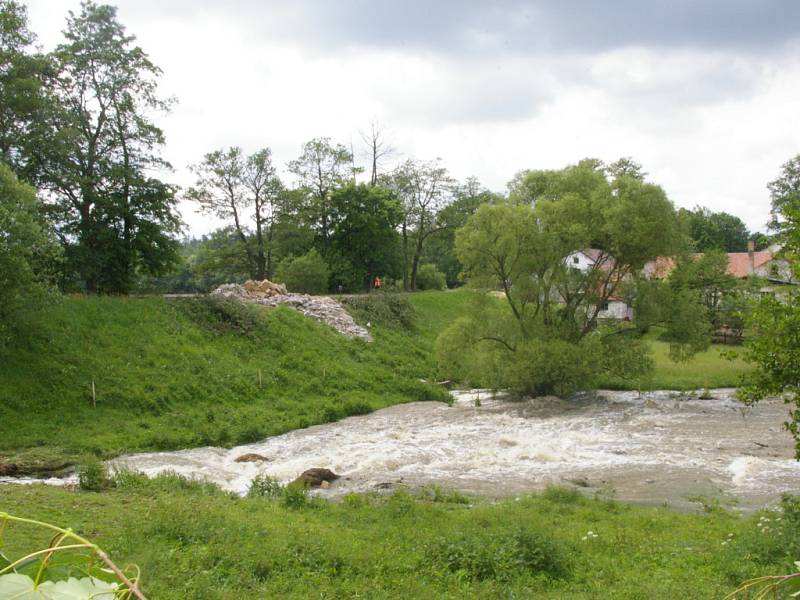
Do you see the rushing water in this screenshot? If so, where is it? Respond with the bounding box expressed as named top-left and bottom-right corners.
top-left (4, 389), bottom-right (799, 509)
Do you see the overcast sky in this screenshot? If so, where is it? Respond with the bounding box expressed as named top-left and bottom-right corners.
top-left (23, 0), bottom-right (800, 235)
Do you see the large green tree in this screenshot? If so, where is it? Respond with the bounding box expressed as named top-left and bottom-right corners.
top-left (34, 2), bottom-right (180, 293)
top-left (739, 155), bottom-right (800, 457)
top-left (438, 160), bottom-right (706, 395)
top-left (389, 158), bottom-right (454, 290)
top-left (186, 146), bottom-right (285, 280)
top-left (287, 138), bottom-right (353, 250)
top-left (678, 206), bottom-right (751, 252)
top-left (0, 0), bottom-right (48, 178)
top-left (0, 162), bottom-right (61, 344)
top-left (327, 183), bottom-right (403, 291)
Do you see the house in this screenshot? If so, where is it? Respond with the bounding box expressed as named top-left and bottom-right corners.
top-left (565, 249), bottom-right (633, 320)
top-left (642, 243), bottom-right (796, 286)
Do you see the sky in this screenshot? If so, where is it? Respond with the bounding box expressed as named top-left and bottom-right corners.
top-left (22, 0), bottom-right (800, 235)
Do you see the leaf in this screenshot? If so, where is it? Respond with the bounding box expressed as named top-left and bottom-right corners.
top-left (0, 573), bottom-right (46, 598)
top-left (38, 576), bottom-right (118, 600)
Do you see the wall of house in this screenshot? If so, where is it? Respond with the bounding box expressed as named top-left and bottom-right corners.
top-left (566, 251), bottom-right (594, 273)
top-left (598, 300), bottom-right (632, 320)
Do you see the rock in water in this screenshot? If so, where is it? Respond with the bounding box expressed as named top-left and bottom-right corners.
top-left (290, 468), bottom-right (340, 488)
top-left (234, 453), bottom-right (269, 463)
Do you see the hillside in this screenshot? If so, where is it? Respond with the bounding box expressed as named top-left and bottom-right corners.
top-left (0, 292), bottom-right (463, 472)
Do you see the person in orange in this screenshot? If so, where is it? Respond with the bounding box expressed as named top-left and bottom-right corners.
top-left (373, 276), bottom-right (382, 290)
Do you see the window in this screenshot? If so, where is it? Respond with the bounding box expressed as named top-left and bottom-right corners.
top-left (600, 301), bottom-right (609, 311)
top-left (573, 256), bottom-right (579, 264)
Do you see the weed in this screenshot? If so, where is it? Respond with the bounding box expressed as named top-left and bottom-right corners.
top-left (248, 474), bottom-right (283, 499)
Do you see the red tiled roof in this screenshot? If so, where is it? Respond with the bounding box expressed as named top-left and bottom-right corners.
top-left (725, 251), bottom-right (772, 278)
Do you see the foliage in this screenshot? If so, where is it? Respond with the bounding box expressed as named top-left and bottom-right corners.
top-left (247, 474), bottom-right (283, 499)
top-left (0, 511), bottom-right (144, 598)
top-left (678, 206), bottom-right (752, 252)
top-left (34, 2), bottom-right (181, 293)
top-left (0, 162), bottom-right (61, 345)
top-left (341, 293), bottom-right (417, 329)
top-left (77, 459), bottom-right (111, 491)
top-left (438, 160), bottom-right (701, 395)
top-left (736, 156), bottom-right (800, 458)
top-left (275, 248), bottom-right (330, 294)
top-left (327, 183), bottom-right (404, 291)
top-left (177, 294), bottom-right (268, 339)
top-left (389, 158), bottom-right (455, 290)
top-left (185, 146), bottom-right (285, 280)
top-left (415, 263), bottom-right (446, 290)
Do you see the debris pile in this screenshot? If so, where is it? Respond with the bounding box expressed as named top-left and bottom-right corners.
top-left (211, 280), bottom-right (371, 341)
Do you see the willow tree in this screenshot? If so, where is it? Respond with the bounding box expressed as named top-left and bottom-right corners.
top-left (437, 160), bottom-right (709, 396)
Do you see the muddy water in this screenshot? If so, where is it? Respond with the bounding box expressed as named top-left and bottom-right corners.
top-left (95, 389), bottom-right (798, 510)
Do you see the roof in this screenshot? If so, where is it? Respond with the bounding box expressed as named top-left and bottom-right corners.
top-left (643, 251), bottom-right (775, 279)
top-left (725, 251), bottom-right (772, 278)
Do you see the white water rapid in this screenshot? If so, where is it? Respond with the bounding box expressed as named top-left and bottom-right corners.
top-left (4, 389), bottom-right (800, 509)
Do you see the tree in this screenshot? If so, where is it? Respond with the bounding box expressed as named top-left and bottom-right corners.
top-left (669, 250), bottom-right (737, 328)
top-left (360, 121), bottom-right (394, 186)
top-left (0, 162), bottom-right (61, 344)
top-left (739, 155), bottom-right (800, 457)
top-left (275, 249), bottom-right (330, 295)
top-left (678, 206), bottom-right (751, 252)
top-left (327, 183), bottom-right (403, 291)
top-left (186, 146), bottom-right (284, 280)
top-left (422, 177), bottom-right (502, 286)
top-left (390, 158), bottom-right (455, 290)
top-left (287, 138), bottom-right (353, 249)
top-left (437, 160), bottom-right (705, 395)
top-left (0, 1), bottom-right (49, 178)
top-left (33, 2), bottom-right (180, 293)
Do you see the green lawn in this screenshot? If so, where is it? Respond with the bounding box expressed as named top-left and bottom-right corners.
top-left (1, 478), bottom-right (797, 599)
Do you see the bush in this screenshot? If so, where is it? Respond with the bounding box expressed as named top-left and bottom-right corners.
top-left (281, 483), bottom-right (312, 509)
top-left (178, 295), bottom-right (267, 338)
top-left (78, 459), bottom-right (111, 491)
top-left (416, 263), bottom-right (446, 291)
top-left (341, 294), bottom-right (416, 329)
top-left (247, 474), bottom-right (284, 499)
top-left (425, 528), bottom-right (569, 581)
top-left (275, 249), bottom-right (330, 294)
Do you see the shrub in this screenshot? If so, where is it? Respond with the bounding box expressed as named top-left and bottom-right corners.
top-left (178, 295), bottom-right (267, 338)
top-left (281, 483), bottom-right (312, 509)
top-left (248, 474), bottom-right (284, 499)
top-left (425, 528), bottom-right (569, 581)
top-left (275, 249), bottom-right (330, 294)
top-left (341, 294), bottom-right (416, 329)
top-left (416, 263), bottom-right (447, 290)
top-left (78, 459), bottom-right (111, 491)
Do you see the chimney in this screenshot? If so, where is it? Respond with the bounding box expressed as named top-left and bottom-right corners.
top-left (747, 240), bottom-right (755, 276)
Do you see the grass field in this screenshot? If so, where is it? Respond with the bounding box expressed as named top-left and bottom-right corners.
top-left (1, 476), bottom-right (797, 599)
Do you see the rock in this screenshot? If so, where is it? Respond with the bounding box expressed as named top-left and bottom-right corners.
top-left (564, 476), bottom-right (591, 488)
top-left (291, 467), bottom-right (340, 488)
top-left (234, 453), bottom-right (269, 463)
top-left (0, 462), bottom-right (19, 476)
top-left (211, 283), bottom-right (248, 300)
top-left (320, 480), bottom-right (330, 489)
top-left (243, 279), bottom-right (288, 298)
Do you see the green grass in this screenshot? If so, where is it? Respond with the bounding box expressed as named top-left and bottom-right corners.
top-left (0, 292), bottom-right (464, 469)
top-left (1, 480), bottom-right (797, 599)
top-left (598, 329), bottom-right (750, 390)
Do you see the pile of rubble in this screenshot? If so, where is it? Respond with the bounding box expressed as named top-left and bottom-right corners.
top-left (212, 280), bottom-right (371, 341)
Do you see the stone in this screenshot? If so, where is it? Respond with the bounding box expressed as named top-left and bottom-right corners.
top-left (290, 467), bottom-right (340, 488)
top-left (242, 279), bottom-right (288, 298)
top-left (234, 453), bottom-right (269, 463)
top-left (0, 462), bottom-right (19, 476)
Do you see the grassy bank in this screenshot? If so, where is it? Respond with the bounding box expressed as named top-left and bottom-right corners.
top-left (1, 480), bottom-right (797, 599)
top-left (0, 292), bottom-right (456, 470)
